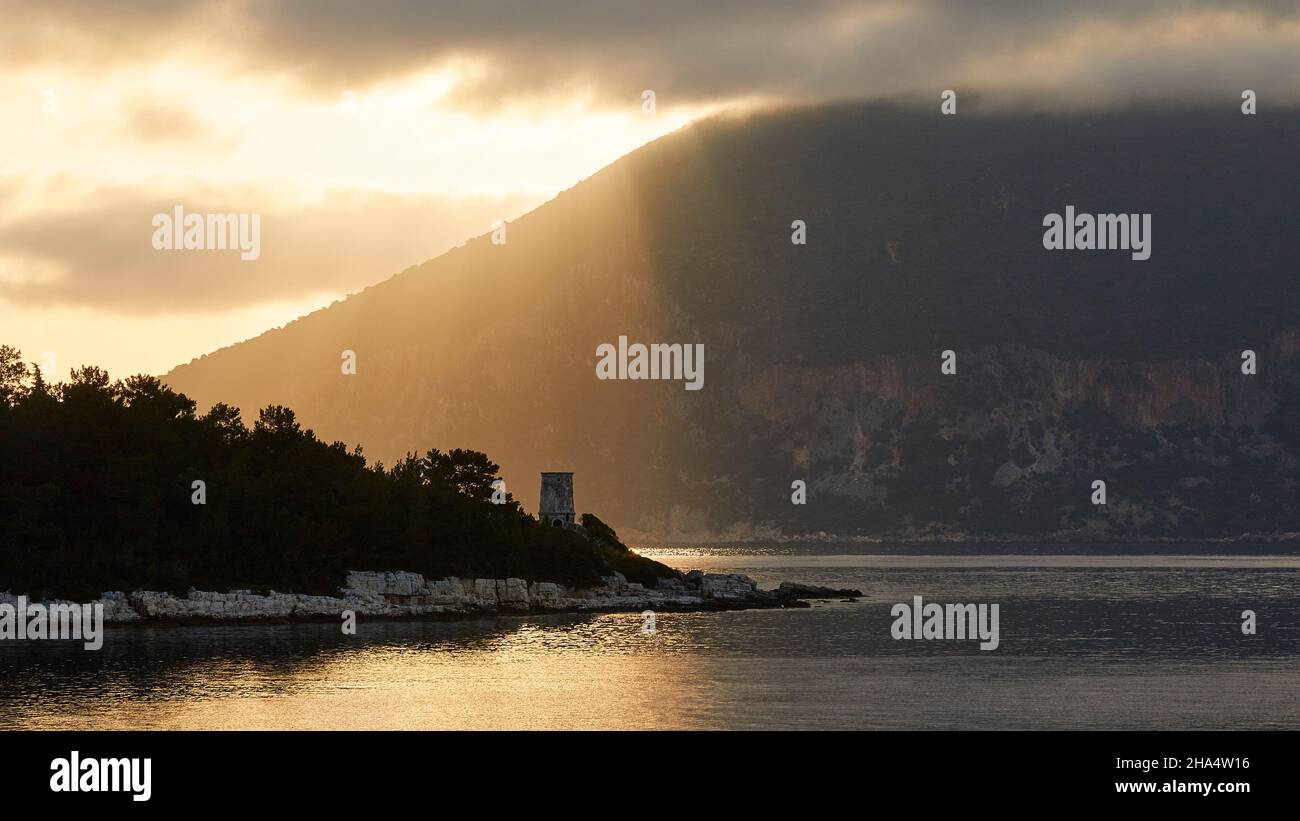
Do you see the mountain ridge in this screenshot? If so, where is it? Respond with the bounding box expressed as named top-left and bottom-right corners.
top-left (164, 100), bottom-right (1300, 542)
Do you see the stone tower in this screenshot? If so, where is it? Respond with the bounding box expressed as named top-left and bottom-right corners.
top-left (539, 472), bottom-right (576, 528)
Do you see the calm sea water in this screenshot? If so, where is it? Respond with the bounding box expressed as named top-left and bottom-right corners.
top-left (2, 546), bottom-right (1297, 730)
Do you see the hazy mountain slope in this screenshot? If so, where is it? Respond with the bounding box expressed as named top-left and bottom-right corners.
top-left (165, 101), bottom-right (1300, 542)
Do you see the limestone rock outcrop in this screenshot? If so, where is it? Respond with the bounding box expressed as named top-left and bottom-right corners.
top-left (3, 568), bottom-right (835, 623)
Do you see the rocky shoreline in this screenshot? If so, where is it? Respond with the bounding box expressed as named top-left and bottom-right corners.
top-left (2, 571), bottom-right (862, 625)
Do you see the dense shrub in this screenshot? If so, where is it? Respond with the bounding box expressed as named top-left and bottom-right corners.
top-left (0, 346), bottom-right (675, 599)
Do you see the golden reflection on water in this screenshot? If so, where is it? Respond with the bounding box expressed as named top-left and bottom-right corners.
top-left (7, 558), bottom-right (1299, 730)
top-left (12, 614), bottom-right (723, 730)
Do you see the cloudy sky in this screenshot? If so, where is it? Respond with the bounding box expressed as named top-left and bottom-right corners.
top-left (4, 0), bottom-right (1299, 377)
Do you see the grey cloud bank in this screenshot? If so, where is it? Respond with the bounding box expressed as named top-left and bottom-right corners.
top-left (5, 1), bottom-right (1300, 106)
top-left (0, 186), bottom-right (538, 312)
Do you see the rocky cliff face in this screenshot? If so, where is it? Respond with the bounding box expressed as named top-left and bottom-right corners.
top-left (164, 102), bottom-right (1300, 543)
top-left (693, 332), bottom-right (1300, 543)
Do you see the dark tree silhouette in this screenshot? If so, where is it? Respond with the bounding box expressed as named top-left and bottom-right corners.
top-left (0, 349), bottom-right (672, 600)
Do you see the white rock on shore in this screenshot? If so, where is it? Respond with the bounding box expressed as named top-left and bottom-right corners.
top-left (2, 569), bottom-right (772, 623)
